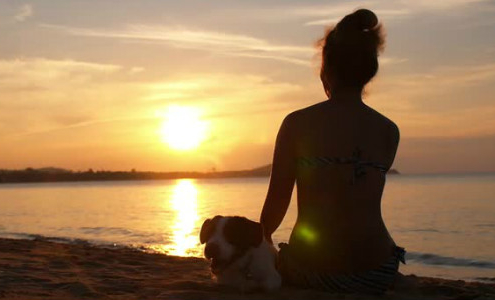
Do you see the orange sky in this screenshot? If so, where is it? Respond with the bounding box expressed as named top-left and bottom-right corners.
top-left (1, 0), bottom-right (495, 174)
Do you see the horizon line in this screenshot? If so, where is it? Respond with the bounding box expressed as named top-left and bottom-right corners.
top-left (2, 166), bottom-right (495, 177)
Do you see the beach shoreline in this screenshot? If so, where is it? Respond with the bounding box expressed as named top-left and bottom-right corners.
top-left (0, 238), bottom-right (494, 300)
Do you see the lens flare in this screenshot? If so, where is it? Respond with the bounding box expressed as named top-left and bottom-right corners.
top-left (297, 225), bottom-right (318, 244)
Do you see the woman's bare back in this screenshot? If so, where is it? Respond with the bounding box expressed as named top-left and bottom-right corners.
top-left (261, 97), bottom-right (400, 273)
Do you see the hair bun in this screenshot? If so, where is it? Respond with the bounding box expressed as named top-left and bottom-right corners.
top-left (318, 8), bottom-right (384, 96)
top-left (337, 9), bottom-right (378, 32)
top-left (353, 9), bottom-right (378, 30)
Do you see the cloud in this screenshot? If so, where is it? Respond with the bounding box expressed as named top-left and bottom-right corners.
top-left (143, 74), bottom-right (302, 108)
top-left (378, 63), bottom-right (495, 95)
top-left (41, 23), bottom-right (408, 68)
top-left (304, 8), bottom-right (410, 26)
top-left (379, 57), bottom-right (408, 65)
top-left (367, 62), bottom-right (495, 137)
top-left (0, 56), bottom-right (307, 171)
top-left (129, 67), bottom-right (145, 74)
top-left (14, 4), bottom-right (33, 22)
top-left (41, 23), bottom-right (313, 66)
top-left (0, 58), bottom-right (122, 91)
top-left (0, 58), bottom-right (121, 74)
top-left (291, 0), bottom-right (489, 26)
top-left (0, 57), bottom-right (303, 142)
top-left (405, 0), bottom-right (487, 10)
top-left (0, 58), bottom-right (136, 135)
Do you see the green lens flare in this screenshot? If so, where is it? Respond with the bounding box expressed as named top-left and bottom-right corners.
top-left (297, 225), bottom-right (317, 244)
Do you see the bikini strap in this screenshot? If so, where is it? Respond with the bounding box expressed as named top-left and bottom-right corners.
top-left (296, 148), bottom-right (388, 185)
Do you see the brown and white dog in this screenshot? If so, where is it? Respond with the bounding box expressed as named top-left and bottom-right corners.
top-left (199, 215), bottom-right (281, 292)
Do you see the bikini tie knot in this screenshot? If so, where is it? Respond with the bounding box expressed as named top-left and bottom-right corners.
top-left (350, 148), bottom-right (366, 185)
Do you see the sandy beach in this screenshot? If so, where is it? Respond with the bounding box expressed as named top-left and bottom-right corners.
top-left (0, 238), bottom-right (493, 300)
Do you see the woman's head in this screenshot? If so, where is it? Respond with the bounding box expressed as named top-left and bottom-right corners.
top-left (319, 9), bottom-right (384, 97)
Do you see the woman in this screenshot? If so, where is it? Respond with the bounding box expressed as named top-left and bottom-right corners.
top-left (260, 9), bottom-right (404, 295)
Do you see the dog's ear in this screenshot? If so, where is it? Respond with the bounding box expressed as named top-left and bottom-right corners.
top-left (247, 220), bottom-right (264, 247)
top-left (200, 218), bottom-right (212, 244)
top-left (199, 215), bottom-right (221, 244)
top-left (224, 217), bottom-right (263, 249)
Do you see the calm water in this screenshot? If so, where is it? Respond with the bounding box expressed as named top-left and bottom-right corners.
top-left (0, 174), bottom-right (494, 281)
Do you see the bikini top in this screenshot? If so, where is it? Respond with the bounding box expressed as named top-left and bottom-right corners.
top-left (296, 148), bottom-right (388, 185)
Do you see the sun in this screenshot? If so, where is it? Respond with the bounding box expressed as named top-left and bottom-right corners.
top-left (160, 106), bottom-right (208, 151)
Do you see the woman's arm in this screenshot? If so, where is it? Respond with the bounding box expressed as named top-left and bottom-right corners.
top-left (260, 114), bottom-right (296, 243)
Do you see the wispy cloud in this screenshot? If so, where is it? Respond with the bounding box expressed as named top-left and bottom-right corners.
top-left (406, 0), bottom-right (488, 10)
top-left (381, 63), bottom-right (495, 91)
top-left (41, 23), bottom-right (408, 67)
top-left (304, 8), bottom-right (410, 26)
top-left (143, 74), bottom-right (301, 104)
top-left (0, 57), bottom-right (303, 142)
top-left (41, 23), bottom-right (313, 66)
top-left (379, 57), bottom-right (408, 65)
top-left (0, 58), bottom-right (121, 91)
top-left (14, 3), bottom-right (33, 22)
top-left (293, 0), bottom-right (488, 26)
top-left (0, 58), bottom-right (134, 135)
top-left (265, 1), bottom-right (411, 26)
top-left (368, 62), bottom-right (495, 137)
top-left (374, 63), bottom-right (495, 112)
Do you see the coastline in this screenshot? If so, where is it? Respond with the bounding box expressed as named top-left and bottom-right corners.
top-left (1, 238), bottom-right (494, 300)
top-left (0, 166), bottom-right (400, 184)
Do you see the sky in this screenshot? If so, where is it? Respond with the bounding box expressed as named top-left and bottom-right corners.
top-left (1, 0), bottom-right (495, 174)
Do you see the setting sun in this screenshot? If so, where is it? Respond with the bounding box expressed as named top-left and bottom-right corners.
top-left (160, 106), bottom-right (209, 151)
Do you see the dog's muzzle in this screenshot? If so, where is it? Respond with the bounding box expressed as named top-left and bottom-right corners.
top-left (205, 243), bottom-right (228, 274)
top-left (204, 243), bottom-right (220, 260)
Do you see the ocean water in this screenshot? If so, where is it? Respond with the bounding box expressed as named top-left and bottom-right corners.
top-left (0, 174), bottom-right (494, 282)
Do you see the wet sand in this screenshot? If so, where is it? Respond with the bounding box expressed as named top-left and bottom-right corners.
top-left (0, 238), bottom-right (494, 300)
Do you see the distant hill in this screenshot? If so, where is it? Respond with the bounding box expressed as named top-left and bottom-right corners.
top-left (35, 167), bottom-right (71, 174)
top-left (0, 165), bottom-right (399, 184)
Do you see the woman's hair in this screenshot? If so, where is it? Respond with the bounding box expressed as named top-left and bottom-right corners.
top-left (319, 9), bottom-right (385, 96)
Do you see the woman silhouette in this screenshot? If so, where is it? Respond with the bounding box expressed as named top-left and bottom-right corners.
top-left (260, 9), bottom-right (405, 295)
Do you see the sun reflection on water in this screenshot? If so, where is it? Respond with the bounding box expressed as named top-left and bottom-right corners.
top-left (163, 179), bottom-right (201, 256)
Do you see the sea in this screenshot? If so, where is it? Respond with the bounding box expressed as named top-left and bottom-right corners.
top-left (0, 174), bottom-right (494, 282)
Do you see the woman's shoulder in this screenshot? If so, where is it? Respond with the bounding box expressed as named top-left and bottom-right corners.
top-left (277, 102), bottom-right (326, 138)
top-left (363, 106), bottom-right (400, 146)
top-left (284, 101), bottom-right (329, 122)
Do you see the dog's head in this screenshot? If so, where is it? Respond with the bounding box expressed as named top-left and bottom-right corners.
top-left (199, 215), bottom-right (263, 273)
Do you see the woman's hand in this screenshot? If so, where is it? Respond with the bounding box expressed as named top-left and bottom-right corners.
top-left (260, 114), bottom-right (296, 241)
top-left (265, 234), bottom-right (274, 244)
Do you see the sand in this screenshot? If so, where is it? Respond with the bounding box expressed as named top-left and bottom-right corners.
top-left (0, 238), bottom-right (494, 300)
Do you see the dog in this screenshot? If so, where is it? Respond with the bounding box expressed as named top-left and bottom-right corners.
top-left (199, 215), bottom-right (281, 292)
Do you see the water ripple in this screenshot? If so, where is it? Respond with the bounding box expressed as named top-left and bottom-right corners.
top-left (407, 252), bottom-right (495, 269)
